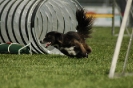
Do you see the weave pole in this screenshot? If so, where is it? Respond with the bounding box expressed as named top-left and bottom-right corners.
top-left (109, 0), bottom-right (133, 78)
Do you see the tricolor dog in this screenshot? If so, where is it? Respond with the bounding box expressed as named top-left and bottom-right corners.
top-left (40, 9), bottom-right (93, 58)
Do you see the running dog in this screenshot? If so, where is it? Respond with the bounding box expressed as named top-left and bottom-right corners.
top-left (40, 9), bottom-right (93, 58)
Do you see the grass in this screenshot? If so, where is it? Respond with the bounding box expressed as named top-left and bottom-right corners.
top-left (0, 27), bottom-right (133, 88)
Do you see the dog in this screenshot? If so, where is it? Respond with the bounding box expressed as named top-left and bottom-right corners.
top-left (40, 9), bottom-right (93, 58)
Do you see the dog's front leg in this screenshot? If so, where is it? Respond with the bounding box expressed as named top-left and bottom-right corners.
top-left (83, 43), bottom-right (92, 54)
top-left (73, 40), bottom-right (88, 57)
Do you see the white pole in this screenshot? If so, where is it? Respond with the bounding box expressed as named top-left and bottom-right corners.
top-left (122, 28), bottom-right (133, 74)
top-left (109, 0), bottom-right (132, 78)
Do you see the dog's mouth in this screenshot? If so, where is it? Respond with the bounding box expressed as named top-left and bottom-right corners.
top-left (40, 40), bottom-right (52, 48)
top-left (45, 42), bottom-right (51, 48)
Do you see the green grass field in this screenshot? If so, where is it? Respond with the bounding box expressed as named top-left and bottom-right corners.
top-left (0, 27), bottom-right (133, 88)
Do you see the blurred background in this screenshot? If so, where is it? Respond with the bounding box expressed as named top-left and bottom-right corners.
top-left (77, 0), bottom-right (117, 27)
top-left (77, 0), bottom-right (112, 6)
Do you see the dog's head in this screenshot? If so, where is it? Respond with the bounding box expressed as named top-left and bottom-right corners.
top-left (40, 31), bottom-right (64, 48)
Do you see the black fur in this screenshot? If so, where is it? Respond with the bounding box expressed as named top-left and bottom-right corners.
top-left (41, 9), bottom-right (93, 58)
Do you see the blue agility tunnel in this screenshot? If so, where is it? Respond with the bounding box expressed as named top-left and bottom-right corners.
top-left (0, 0), bottom-right (82, 54)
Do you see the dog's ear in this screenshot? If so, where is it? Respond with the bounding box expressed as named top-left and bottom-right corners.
top-left (55, 33), bottom-right (63, 44)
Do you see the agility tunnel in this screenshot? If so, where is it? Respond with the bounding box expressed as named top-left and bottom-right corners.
top-left (0, 0), bottom-right (82, 54)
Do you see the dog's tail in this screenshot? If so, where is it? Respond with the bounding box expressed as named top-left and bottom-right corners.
top-left (76, 9), bottom-right (93, 38)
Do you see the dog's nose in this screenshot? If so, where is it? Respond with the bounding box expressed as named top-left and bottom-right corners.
top-left (40, 40), bottom-right (44, 44)
top-left (40, 40), bottom-right (43, 43)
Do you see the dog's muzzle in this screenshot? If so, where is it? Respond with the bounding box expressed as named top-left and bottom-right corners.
top-left (40, 40), bottom-right (51, 48)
